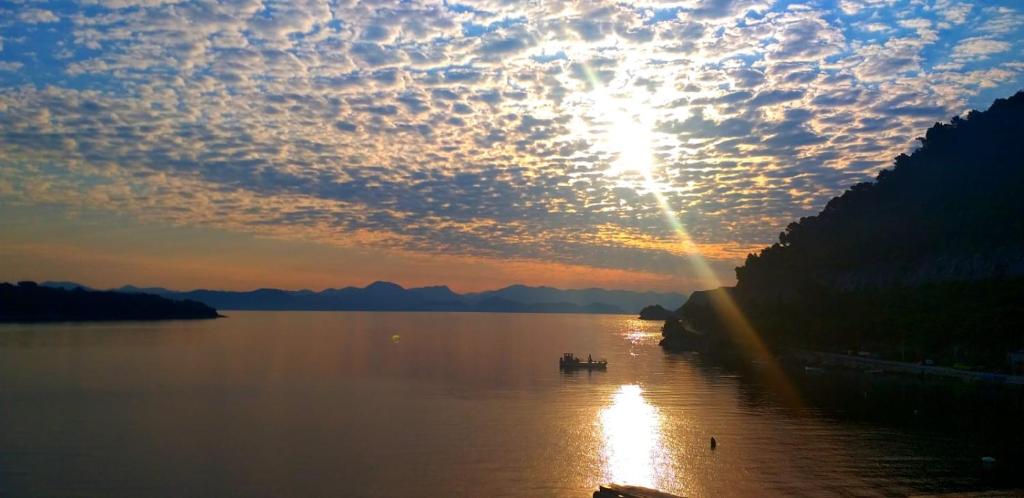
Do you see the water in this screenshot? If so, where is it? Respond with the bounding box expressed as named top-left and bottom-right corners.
top-left (1, 311), bottom-right (1021, 497)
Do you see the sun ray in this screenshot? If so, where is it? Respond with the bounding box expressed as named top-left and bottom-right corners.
top-left (579, 63), bottom-right (803, 407)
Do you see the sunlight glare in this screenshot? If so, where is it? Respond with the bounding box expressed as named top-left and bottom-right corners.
top-left (600, 384), bottom-right (668, 487)
top-left (607, 109), bottom-right (654, 179)
top-left (578, 65), bottom-right (803, 408)
top-left (590, 91), bottom-right (658, 189)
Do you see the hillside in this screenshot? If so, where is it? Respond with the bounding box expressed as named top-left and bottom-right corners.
top-left (665, 91), bottom-right (1024, 370)
top-left (738, 91), bottom-right (1024, 293)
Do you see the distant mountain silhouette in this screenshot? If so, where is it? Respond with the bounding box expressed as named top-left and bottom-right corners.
top-left (41, 280), bottom-right (685, 315)
top-left (664, 91), bottom-right (1024, 371)
top-left (39, 280), bottom-right (96, 291)
top-left (464, 284), bottom-right (684, 313)
top-left (2, 281), bottom-right (220, 322)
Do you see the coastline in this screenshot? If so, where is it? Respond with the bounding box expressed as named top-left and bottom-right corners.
top-left (0, 282), bottom-right (223, 323)
top-left (785, 349), bottom-right (1024, 385)
top-left (0, 314), bottom-right (224, 324)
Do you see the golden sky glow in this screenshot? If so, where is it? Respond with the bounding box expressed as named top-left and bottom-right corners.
top-left (1, 0), bottom-right (1022, 291)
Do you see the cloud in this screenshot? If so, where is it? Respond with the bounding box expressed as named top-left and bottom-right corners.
top-left (477, 24), bottom-right (536, 57)
top-left (765, 11), bottom-right (846, 63)
top-left (687, 0), bottom-right (772, 20)
top-left (657, 109), bottom-right (754, 138)
top-left (351, 43), bottom-right (403, 67)
top-left (849, 42), bottom-right (923, 81)
top-left (749, 89), bottom-right (804, 107)
top-left (0, 0), bottom-right (1021, 288)
top-left (480, 36), bottom-right (529, 55)
top-left (18, 8), bottom-right (59, 23)
top-left (934, 1), bottom-right (972, 25)
top-left (360, 25), bottom-right (393, 43)
top-left (879, 105), bottom-right (946, 118)
top-left (728, 68), bottom-right (765, 88)
top-left (952, 37), bottom-right (1011, 59)
top-left (335, 121), bottom-right (358, 132)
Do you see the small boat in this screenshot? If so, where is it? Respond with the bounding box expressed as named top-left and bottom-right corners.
top-left (594, 483), bottom-right (684, 498)
top-left (559, 352), bottom-right (607, 370)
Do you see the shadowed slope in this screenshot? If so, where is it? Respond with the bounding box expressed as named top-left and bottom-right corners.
top-left (666, 91), bottom-right (1024, 371)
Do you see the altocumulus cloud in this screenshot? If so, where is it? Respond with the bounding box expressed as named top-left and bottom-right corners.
top-left (0, 0), bottom-right (1023, 282)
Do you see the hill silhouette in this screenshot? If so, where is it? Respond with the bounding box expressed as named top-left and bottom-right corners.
top-left (1, 281), bottom-right (221, 322)
top-left (665, 91), bottom-right (1024, 371)
top-left (639, 304), bottom-right (673, 320)
top-left (41, 281), bottom-right (685, 315)
top-left (737, 91), bottom-right (1024, 293)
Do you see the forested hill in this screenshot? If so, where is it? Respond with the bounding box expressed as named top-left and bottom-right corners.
top-left (666, 92), bottom-right (1024, 370)
top-left (0, 281), bottom-right (221, 322)
top-left (737, 91), bottom-right (1024, 295)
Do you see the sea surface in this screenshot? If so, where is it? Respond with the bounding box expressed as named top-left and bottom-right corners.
top-left (1, 311), bottom-right (1021, 497)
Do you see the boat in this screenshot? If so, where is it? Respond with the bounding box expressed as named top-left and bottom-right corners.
top-left (594, 483), bottom-right (684, 498)
top-left (559, 352), bottom-right (607, 370)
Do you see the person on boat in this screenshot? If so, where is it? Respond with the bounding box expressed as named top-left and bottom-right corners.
top-left (588, 354), bottom-right (592, 363)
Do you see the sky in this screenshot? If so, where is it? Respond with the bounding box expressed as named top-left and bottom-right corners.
top-left (0, 0), bottom-right (1022, 293)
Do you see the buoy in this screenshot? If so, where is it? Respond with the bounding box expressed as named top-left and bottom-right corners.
top-left (391, 334), bottom-right (400, 343)
top-left (710, 437), bottom-right (717, 449)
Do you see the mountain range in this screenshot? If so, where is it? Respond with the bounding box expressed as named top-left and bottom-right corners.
top-left (41, 281), bottom-right (685, 315)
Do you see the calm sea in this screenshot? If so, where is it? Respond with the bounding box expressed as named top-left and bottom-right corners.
top-left (1, 311), bottom-right (1021, 497)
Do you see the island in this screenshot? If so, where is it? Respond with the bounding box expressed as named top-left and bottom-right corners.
top-left (663, 91), bottom-right (1024, 376)
top-left (639, 304), bottom-right (673, 320)
top-left (0, 281), bottom-right (222, 322)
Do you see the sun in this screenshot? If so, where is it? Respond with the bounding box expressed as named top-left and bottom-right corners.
top-left (608, 111), bottom-right (655, 177)
top-left (589, 90), bottom-right (660, 190)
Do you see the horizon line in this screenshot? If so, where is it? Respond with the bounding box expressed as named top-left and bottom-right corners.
top-left (15, 279), bottom-right (691, 296)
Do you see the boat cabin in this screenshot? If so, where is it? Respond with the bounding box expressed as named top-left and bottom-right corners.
top-left (559, 352), bottom-right (607, 370)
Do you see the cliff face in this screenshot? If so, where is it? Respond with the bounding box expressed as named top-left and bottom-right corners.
top-left (665, 92), bottom-right (1024, 370)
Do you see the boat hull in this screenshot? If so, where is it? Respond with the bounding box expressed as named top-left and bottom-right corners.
top-left (559, 361), bottom-right (607, 370)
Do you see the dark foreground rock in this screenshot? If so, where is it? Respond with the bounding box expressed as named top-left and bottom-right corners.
top-left (659, 314), bottom-right (709, 351)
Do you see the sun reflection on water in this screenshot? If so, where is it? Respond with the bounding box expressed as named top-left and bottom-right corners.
top-left (600, 384), bottom-right (670, 488)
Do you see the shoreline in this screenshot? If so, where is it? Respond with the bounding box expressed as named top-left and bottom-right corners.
top-left (0, 314), bottom-right (224, 324)
top-left (785, 349), bottom-right (1024, 385)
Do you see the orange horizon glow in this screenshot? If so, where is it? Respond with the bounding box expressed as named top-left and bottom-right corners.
top-left (1, 0), bottom-right (1018, 300)
top-left (0, 205), bottom-right (737, 293)
top-left (0, 238), bottom-right (729, 294)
